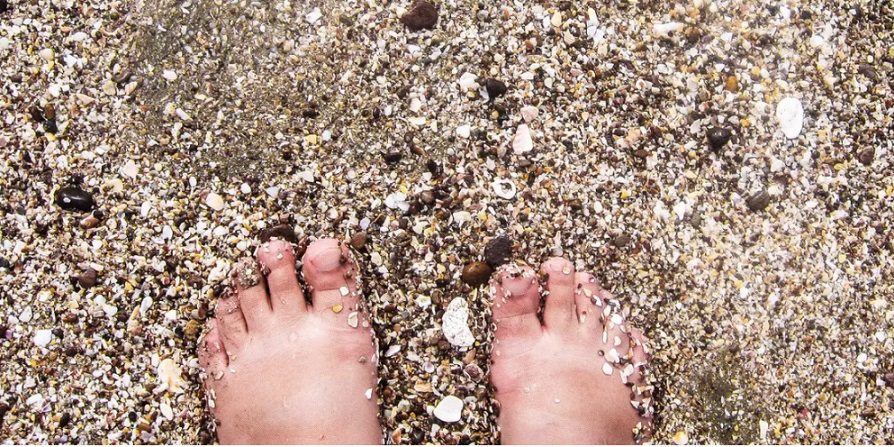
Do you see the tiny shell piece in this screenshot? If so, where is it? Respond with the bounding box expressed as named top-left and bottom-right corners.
top-left (602, 362), bottom-right (613, 375)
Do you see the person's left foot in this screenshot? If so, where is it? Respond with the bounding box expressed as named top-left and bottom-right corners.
top-left (197, 238), bottom-right (382, 444)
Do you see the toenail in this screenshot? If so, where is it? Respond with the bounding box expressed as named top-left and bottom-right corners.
top-left (502, 275), bottom-right (536, 296)
top-left (308, 247), bottom-right (346, 272)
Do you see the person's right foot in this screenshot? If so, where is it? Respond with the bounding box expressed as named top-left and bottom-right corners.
top-left (488, 259), bottom-right (654, 444)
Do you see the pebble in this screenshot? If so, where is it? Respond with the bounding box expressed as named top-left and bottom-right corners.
top-left (55, 186), bottom-right (95, 212)
top-left (673, 431), bottom-right (690, 445)
top-left (776, 97), bottom-right (805, 139)
top-left (858, 147), bottom-right (874, 165)
top-left (706, 127), bottom-right (732, 150)
top-left (484, 236), bottom-right (512, 268)
top-left (205, 192), bottom-right (225, 211)
top-left (461, 261), bottom-right (493, 287)
top-left (78, 268), bottom-right (98, 289)
top-left (38, 48), bottom-right (54, 61)
top-left (456, 125), bottom-right (471, 138)
top-left (512, 124), bottom-right (533, 154)
top-left (746, 189), bottom-right (771, 212)
top-left (350, 232), bottom-right (368, 250)
top-left (442, 298), bottom-right (475, 347)
top-left (258, 224), bottom-right (299, 244)
top-left (883, 372), bottom-right (894, 388)
top-left (156, 358), bottom-right (186, 394)
top-left (485, 78), bottom-right (507, 99)
top-left (433, 395), bottom-right (464, 423)
top-left (0, 0), bottom-right (8, 13)
top-left (33, 330), bottom-right (53, 347)
top-left (401, 1), bottom-right (438, 31)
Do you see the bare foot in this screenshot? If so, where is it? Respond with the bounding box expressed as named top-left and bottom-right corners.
top-left (197, 238), bottom-right (382, 444)
top-left (488, 258), bottom-right (654, 444)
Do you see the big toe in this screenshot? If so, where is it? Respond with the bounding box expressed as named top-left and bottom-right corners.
top-left (490, 263), bottom-right (542, 342)
top-left (302, 238), bottom-right (365, 324)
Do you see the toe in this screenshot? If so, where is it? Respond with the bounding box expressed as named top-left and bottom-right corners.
top-left (198, 323), bottom-right (228, 382)
top-left (490, 263), bottom-right (543, 341)
top-left (540, 257), bottom-right (577, 331)
top-left (573, 272), bottom-right (604, 329)
top-left (257, 239), bottom-right (307, 315)
top-left (231, 257), bottom-right (272, 329)
top-left (302, 238), bottom-right (364, 317)
top-left (215, 290), bottom-right (248, 352)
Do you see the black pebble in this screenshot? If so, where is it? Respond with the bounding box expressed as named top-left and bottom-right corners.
top-left (400, 1), bottom-right (438, 31)
top-left (426, 159), bottom-right (442, 177)
top-left (484, 235), bottom-right (513, 268)
top-left (0, 0), bottom-right (8, 13)
top-left (485, 78), bottom-right (508, 99)
top-left (707, 127), bottom-right (732, 150)
top-left (44, 120), bottom-right (58, 134)
top-left (55, 186), bottom-right (95, 212)
top-left (383, 151), bottom-right (403, 164)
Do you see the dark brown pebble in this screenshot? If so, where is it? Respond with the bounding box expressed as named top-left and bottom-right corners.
top-left (613, 234), bottom-right (632, 248)
top-left (58, 412), bottom-right (71, 428)
top-left (29, 104), bottom-right (43, 122)
top-left (707, 127), bottom-right (732, 150)
top-left (51, 328), bottom-right (63, 337)
top-left (858, 147), bottom-right (874, 165)
top-left (350, 232), bottom-right (368, 250)
top-left (383, 151), bottom-right (402, 164)
top-left (77, 268), bottom-right (98, 289)
top-left (400, 1), bottom-right (438, 31)
top-left (55, 186), bottom-right (95, 212)
top-left (43, 104), bottom-right (56, 120)
top-left (114, 71), bottom-right (133, 85)
top-left (883, 372), bottom-right (894, 389)
top-left (258, 224), bottom-right (299, 244)
top-left (461, 261), bottom-right (493, 287)
top-left (301, 108), bottom-right (320, 119)
top-left (419, 190), bottom-right (435, 206)
top-left (857, 63), bottom-right (878, 81)
top-left (62, 312), bottom-right (79, 323)
top-left (485, 78), bottom-right (507, 99)
top-left (426, 159), bottom-right (442, 177)
top-left (746, 189), bottom-right (771, 212)
top-left (484, 236), bottom-right (512, 268)
top-left (0, 0), bottom-right (8, 13)
top-left (464, 364), bottom-right (483, 382)
top-left (0, 402), bottom-right (8, 423)
top-left (186, 274), bottom-right (204, 289)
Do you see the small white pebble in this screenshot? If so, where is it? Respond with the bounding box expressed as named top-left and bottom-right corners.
top-left (33, 330), bottom-right (53, 347)
top-left (340, 286), bottom-right (350, 296)
top-left (602, 362), bottom-right (613, 375)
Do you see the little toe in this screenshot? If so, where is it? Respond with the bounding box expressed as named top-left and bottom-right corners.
top-left (302, 238), bottom-right (363, 317)
top-left (257, 239), bottom-right (307, 315)
top-left (626, 327), bottom-right (651, 385)
top-left (490, 263), bottom-right (543, 341)
top-left (540, 257), bottom-right (577, 331)
top-left (198, 323), bottom-right (227, 382)
top-left (214, 290), bottom-right (247, 352)
top-left (573, 272), bottom-right (604, 329)
top-left (230, 257), bottom-right (272, 329)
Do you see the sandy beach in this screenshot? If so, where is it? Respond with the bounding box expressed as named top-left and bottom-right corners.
top-left (1, 0), bottom-right (892, 443)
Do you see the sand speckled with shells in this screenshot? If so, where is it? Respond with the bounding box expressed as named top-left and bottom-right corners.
top-left (1, 0), bottom-right (893, 443)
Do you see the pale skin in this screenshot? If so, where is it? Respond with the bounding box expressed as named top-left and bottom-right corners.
top-left (198, 238), bottom-right (653, 444)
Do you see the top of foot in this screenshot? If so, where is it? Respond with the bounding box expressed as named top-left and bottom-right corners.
top-left (197, 238), bottom-right (383, 444)
top-left (488, 258), bottom-right (654, 444)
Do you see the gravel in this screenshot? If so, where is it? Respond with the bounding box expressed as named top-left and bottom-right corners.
top-left (1, 0), bottom-right (892, 444)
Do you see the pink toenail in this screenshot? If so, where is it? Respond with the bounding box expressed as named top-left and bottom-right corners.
top-left (502, 275), bottom-right (536, 296)
top-left (309, 247), bottom-right (345, 272)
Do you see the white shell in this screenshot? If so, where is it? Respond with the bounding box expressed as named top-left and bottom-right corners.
top-left (512, 124), bottom-right (533, 154)
top-left (442, 298), bottom-right (475, 347)
top-left (492, 179), bottom-right (517, 199)
top-left (433, 395), bottom-right (464, 423)
top-left (33, 330), bottom-right (52, 347)
top-left (602, 362), bottom-right (613, 375)
top-left (456, 125), bottom-right (471, 138)
top-left (205, 192), bottom-right (225, 211)
top-left (520, 106), bottom-right (539, 123)
top-left (776, 97), bottom-right (804, 139)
